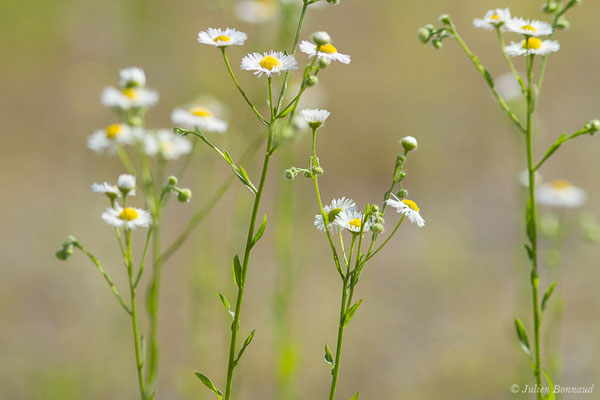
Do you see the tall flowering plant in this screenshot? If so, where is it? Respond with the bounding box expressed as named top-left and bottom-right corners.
top-left (419, 2), bottom-right (599, 398)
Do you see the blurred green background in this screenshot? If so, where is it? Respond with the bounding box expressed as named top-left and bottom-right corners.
top-left (1, 0), bottom-right (599, 399)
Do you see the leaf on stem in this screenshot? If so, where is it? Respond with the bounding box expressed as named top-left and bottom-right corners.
top-left (541, 282), bottom-right (557, 312)
top-left (350, 393), bottom-right (359, 400)
top-left (542, 368), bottom-right (556, 400)
top-left (324, 344), bottom-right (334, 369)
top-left (233, 255), bottom-right (243, 288)
top-left (195, 373), bottom-right (224, 400)
top-left (233, 329), bottom-right (256, 367)
top-left (525, 199), bottom-right (535, 245)
top-left (343, 299), bottom-right (364, 328)
top-left (251, 215), bottom-right (267, 248)
top-left (217, 293), bottom-right (236, 320)
top-left (523, 244), bottom-right (534, 264)
top-left (514, 318), bottom-right (534, 363)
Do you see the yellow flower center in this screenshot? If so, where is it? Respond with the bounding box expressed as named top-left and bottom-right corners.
top-left (521, 24), bottom-right (537, 32)
top-left (119, 208), bottom-right (139, 221)
top-left (327, 207), bottom-right (342, 222)
top-left (317, 44), bottom-right (337, 54)
top-left (259, 55), bottom-right (280, 70)
top-left (190, 107), bottom-right (212, 117)
top-left (122, 88), bottom-right (137, 99)
top-left (551, 180), bottom-right (572, 190)
top-left (106, 124), bottom-right (122, 138)
top-left (522, 37), bottom-right (542, 49)
top-left (349, 218), bottom-right (362, 229)
top-left (490, 14), bottom-right (500, 20)
top-left (214, 35), bottom-right (231, 42)
top-left (402, 199), bottom-right (420, 212)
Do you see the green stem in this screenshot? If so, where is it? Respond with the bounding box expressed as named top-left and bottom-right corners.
top-left (328, 274), bottom-right (349, 400)
top-left (365, 216), bottom-right (405, 262)
top-left (496, 27), bottom-right (526, 95)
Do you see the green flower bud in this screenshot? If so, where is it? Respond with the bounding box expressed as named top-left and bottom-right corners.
top-left (396, 154), bottom-right (406, 164)
top-left (425, 24), bottom-right (435, 32)
top-left (312, 31), bottom-right (331, 46)
top-left (305, 75), bottom-right (319, 87)
top-left (167, 176), bottom-right (178, 186)
top-left (318, 58), bottom-right (330, 69)
top-left (177, 188), bottom-right (192, 203)
top-left (303, 171), bottom-right (312, 178)
top-left (376, 215), bottom-right (385, 224)
top-left (586, 119), bottom-right (600, 133)
top-left (284, 168), bottom-right (297, 180)
top-left (432, 39), bottom-right (443, 49)
top-left (128, 116), bottom-right (143, 127)
top-left (542, 2), bottom-right (559, 13)
top-left (326, 0), bottom-right (339, 4)
top-left (556, 16), bottom-right (570, 30)
top-left (401, 136), bottom-right (418, 152)
top-left (311, 166), bottom-right (324, 175)
top-left (397, 189), bottom-right (408, 198)
top-left (371, 204), bottom-right (379, 213)
top-left (371, 223), bottom-right (384, 234)
top-left (55, 250), bottom-right (68, 260)
top-left (418, 27), bottom-right (431, 43)
top-left (439, 14), bottom-right (451, 25)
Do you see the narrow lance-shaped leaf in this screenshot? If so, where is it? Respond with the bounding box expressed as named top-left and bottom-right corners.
top-left (514, 318), bottom-right (533, 363)
top-left (251, 215), bottom-right (267, 248)
top-left (233, 255), bottom-right (243, 288)
top-left (525, 199), bottom-right (535, 245)
top-left (343, 299), bottom-right (363, 328)
top-left (542, 368), bottom-right (556, 400)
top-left (523, 244), bottom-right (534, 264)
top-left (324, 344), bottom-right (334, 368)
top-left (541, 282), bottom-right (557, 312)
top-left (217, 293), bottom-right (235, 320)
top-left (195, 373), bottom-right (224, 400)
top-left (350, 392), bottom-right (359, 400)
top-left (233, 330), bottom-right (256, 367)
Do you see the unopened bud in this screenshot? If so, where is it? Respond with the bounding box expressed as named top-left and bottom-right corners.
top-left (418, 27), bottom-right (431, 43)
top-left (167, 176), bottom-right (178, 186)
top-left (371, 204), bottom-right (379, 213)
top-left (311, 166), bottom-right (324, 175)
top-left (397, 189), bottom-right (408, 198)
top-left (585, 119), bottom-right (600, 133)
top-left (318, 58), bottom-right (330, 69)
top-left (312, 31), bottom-right (331, 46)
top-left (432, 39), bottom-right (443, 49)
top-left (371, 223), bottom-right (384, 234)
top-left (326, 0), bottom-right (339, 4)
top-left (542, 1), bottom-right (558, 13)
top-left (284, 168), bottom-right (297, 180)
top-left (556, 16), bottom-right (570, 30)
top-left (177, 188), bottom-right (192, 203)
top-left (305, 75), bottom-right (319, 87)
top-left (117, 174), bottom-right (136, 195)
top-left (401, 136), bottom-right (418, 152)
top-left (439, 14), bottom-right (451, 25)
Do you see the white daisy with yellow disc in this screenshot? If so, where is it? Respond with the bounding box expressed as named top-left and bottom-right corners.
top-left (241, 51), bottom-right (298, 77)
top-left (536, 180), bottom-right (587, 208)
top-left (88, 123), bottom-right (135, 154)
top-left (143, 129), bottom-right (192, 161)
top-left (299, 40), bottom-right (351, 64)
top-left (171, 106), bottom-right (228, 134)
top-left (473, 8), bottom-right (511, 31)
top-left (505, 17), bottom-right (553, 36)
top-left (102, 204), bottom-right (152, 230)
top-left (197, 28), bottom-right (248, 47)
top-left (101, 86), bottom-right (159, 110)
top-left (505, 37), bottom-right (559, 57)
top-left (314, 197), bottom-right (357, 233)
top-left (335, 208), bottom-right (372, 234)
top-left (385, 194), bottom-right (425, 227)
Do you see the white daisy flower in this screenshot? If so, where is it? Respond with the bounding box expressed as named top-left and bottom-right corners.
top-left (143, 129), bottom-right (192, 161)
top-left (314, 197), bottom-right (357, 233)
top-left (197, 28), bottom-right (248, 47)
top-left (87, 124), bottom-right (135, 155)
top-left (241, 51), bottom-right (298, 77)
top-left (101, 86), bottom-right (159, 110)
top-left (536, 180), bottom-right (587, 208)
top-left (102, 203), bottom-right (152, 230)
top-left (235, 0), bottom-right (279, 24)
top-left (505, 17), bottom-right (553, 36)
top-left (91, 182), bottom-right (120, 199)
top-left (117, 174), bottom-right (136, 196)
top-left (119, 67), bottom-right (146, 88)
top-left (505, 38), bottom-right (560, 57)
top-left (300, 108), bottom-right (331, 129)
top-left (171, 106), bottom-right (228, 134)
top-left (334, 208), bottom-right (372, 234)
top-left (299, 40), bottom-right (351, 64)
top-left (385, 194), bottom-right (425, 228)
top-left (473, 8), bottom-right (511, 31)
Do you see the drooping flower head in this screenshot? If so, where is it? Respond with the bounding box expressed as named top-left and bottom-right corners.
top-left (505, 38), bottom-right (560, 57)
top-left (88, 124), bottom-right (135, 155)
top-left (505, 17), bottom-right (553, 36)
top-left (171, 106), bottom-right (228, 134)
top-left (197, 28), bottom-right (248, 47)
top-left (473, 8), bottom-right (511, 31)
top-left (102, 203), bottom-right (152, 230)
top-left (536, 180), bottom-right (587, 208)
top-left (299, 40), bottom-right (351, 64)
top-left (385, 194), bottom-right (425, 227)
top-left (314, 197), bottom-right (357, 233)
top-left (241, 51), bottom-right (298, 77)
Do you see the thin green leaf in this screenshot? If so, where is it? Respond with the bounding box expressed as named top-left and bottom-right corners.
top-left (195, 373), bottom-right (223, 400)
top-left (221, 149), bottom-right (235, 166)
top-left (526, 199), bottom-right (535, 245)
top-left (350, 392), bottom-right (359, 400)
top-left (514, 318), bottom-right (533, 362)
top-left (251, 215), bottom-right (267, 248)
top-left (343, 299), bottom-right (363, 328)
top-left (542, 368), bottom-right (556, 400)
top-left (523, 244), bottom-right (534, 263)
top-left (233, 330), bottom-right (256, 367)
top-left (233, 255), bottom-right (243, 288)
top-left (324, 344), bottom-right (334, 368)
top-left (217, 293), bottom-right (235, 320)
top-left (541, 282), bottom-right (557, 312)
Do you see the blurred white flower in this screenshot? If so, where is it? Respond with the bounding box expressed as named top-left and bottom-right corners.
top-left (101, 86), bottom-right (159, 110)
top-left (197, 28), bottom-right (248, 47)
top-left (171, 106), bottom-right (227, 133)
top-left (473, 8), bottom-right (511, 31)
top-left (506, 18), bottom-right (552, 36)
top-left (300, 108), bottom-right (330, 129)
top-left (241, 51), bottom-right (298, 77)
top-left (87, 124), bottom-right (134, 154)
top-left (537, 180), bottom-right (587, 208)
top-left (143, 130), bottom-right (192, 161)
top-left (117, 174), bottom-right (136, 195)
top-left (119, 67), bottom-right (146, 88)
top-left (235, 0), bottom-right (279, 24)
top-left (496, 72), bottom-right (523, 101)
top-left (91, 182), bottom-right (120, 199)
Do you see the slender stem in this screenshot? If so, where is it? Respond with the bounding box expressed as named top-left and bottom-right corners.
top-left (328, 274), bottom-right (349, 400)
top-left (365, 216), bottom-right (405, 262)
top-left (135, 227), bottom-right (154, 288)
top-left (221, 48), bottom-right (269, 126)
top-left (525, 53), bottom-right (543, 400)
top-left (117, 145), bottom-right (138, 176)
top-left (496, 27), bottom-right (526, 95)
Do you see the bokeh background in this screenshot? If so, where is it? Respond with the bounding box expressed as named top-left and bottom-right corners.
top-left (1, 0), bottom-right (599, 399)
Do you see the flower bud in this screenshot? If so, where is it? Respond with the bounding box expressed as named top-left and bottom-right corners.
top-left (418, 27), bottom-right (432, 43)
top-left (311, 166), bottom-right (324, 175)
top-left (326, 0), bottom-right (339, 4)
top-left (284, 168), bottom-right (297, 180)
top-left (376, 215), bottom-right (384, 224)
top-left (556, 16), bottom-right (570, 30)
top-left (439, 14), bottom-right (451, 25)
top-left (585, 119), bottom-right (600, 134)
top-left (432, 39), bottom-right (443, 49)
top-left (128, 116), bottom-right (143, 127)
top-left (55, 250), bottom-right (68, 260)
top-left (318, 58), bottom-right (330, 69)
top-left (401, 136), bottom-right (418, 152)
top-left (117, 174), bottom-right (136, 195)
top-left (305, 75), bottom-right (319, 87)
top-left (396, 154), bottom-right (406, 164)
top-left (397, 189), bottom-right (408, 198)
top-left (371, 223), bottom-right (384, 234)
top-left (312, 31), bottom-right (331, 46)
top-left (167, 176), bottom-right (178, 186)
top-left (177, 188), bottom-right (192, 203)
top-left (303, 171), bottom-right (312, 178)
top-left (371, 204), bottom-right (379, 213)
top-left (542, 1), bottom-right (559, 13)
